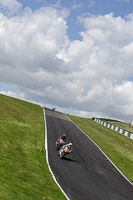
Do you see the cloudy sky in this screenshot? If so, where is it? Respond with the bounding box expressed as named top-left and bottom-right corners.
top-left (0, 0), bottom-right (133, 123)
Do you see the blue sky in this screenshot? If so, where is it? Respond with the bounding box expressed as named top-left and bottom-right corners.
top-left (0, 0), bottom-right (133, 122)
top-left (16, 0), bottom-right (133, 40)
top-left (18, 0), bottom-right (133, 17)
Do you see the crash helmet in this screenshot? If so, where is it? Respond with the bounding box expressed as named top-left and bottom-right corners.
top-left (62, 134), bottom-right (66, 139)
top-left (69, 143), bottom-right (72, 146)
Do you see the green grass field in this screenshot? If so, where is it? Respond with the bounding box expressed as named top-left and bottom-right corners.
top-left (0, 94), bottom-right (66, 200)
top-left (67, 115), bottom-right (133, 183)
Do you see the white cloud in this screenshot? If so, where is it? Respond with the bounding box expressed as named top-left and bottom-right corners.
top-left (88, 0), bottom-right (95, 8)
top-left (0, 90), bottom-right (24, 99)
top-left (0, 0), bottom-right (22, 15)
top-left (0, 3), bottom-right (133, 122)
top-left (113, 81), bottom-right (133, 115)
top-left (77, 110), bottom-right (110, 119)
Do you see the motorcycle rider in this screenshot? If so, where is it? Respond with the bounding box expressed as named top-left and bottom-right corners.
top-left (62, 143), bottom-right (73, 153)
top-left (58, 134), bottom-right (66, 142)
top-left (60, 134), bottom-right (66, 141)
top-left (58, 143), bottom-right (73, 158)
top-left (56, 134), bottom-right (66, 150)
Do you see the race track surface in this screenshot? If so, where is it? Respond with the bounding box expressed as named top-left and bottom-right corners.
top-left (44, 108), bottom-right (133, 200)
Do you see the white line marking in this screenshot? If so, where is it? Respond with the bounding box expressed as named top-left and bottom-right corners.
top-left (43, 108), bottom-right (70, 200)
top-left (66, 115), bottom-right (133, 186)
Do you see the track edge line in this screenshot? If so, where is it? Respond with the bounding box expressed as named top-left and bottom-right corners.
top-left (43, 108), bottom-right (70, 200)
top-left (66, 115), bottom-right (133, 186)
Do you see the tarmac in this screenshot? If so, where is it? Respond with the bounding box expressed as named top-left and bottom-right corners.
top-left (44, 108), bottom-right (133, 200)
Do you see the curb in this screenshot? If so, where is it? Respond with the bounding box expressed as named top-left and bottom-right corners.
top-left (93, 118), bottom-right (133, 140)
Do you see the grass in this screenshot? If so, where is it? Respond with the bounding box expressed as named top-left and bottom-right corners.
top-left (67, 115), bottom-right (133, 183)
top-left (0, 94), bottom-right (66, 200)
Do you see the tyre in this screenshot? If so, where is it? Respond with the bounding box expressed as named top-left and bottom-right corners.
top-left (60, 151), bottom-right (65, 159)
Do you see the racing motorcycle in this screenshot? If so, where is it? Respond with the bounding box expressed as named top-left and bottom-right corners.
top-left (56, 138), bottom-right (65, 150)
top-left (58, 144), bottom-right (72, 159)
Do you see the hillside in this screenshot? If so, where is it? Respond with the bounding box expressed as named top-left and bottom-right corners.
top-left (67, 115), bottom-right (133, 183)
top-left (0, 94), bottom-right (66, 200)
top-left (1, 93), bottom-right (132, 200)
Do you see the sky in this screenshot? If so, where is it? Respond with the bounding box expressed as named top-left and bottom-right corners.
top-left (0, 0), bottom-right (133, 123)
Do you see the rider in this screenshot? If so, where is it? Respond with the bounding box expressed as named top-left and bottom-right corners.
top-left (58, 134), bottom-right (66, 142)
top-left (62, 143), bottom-right (73, 153)
top-left (61, 134), bottom-right (66, 141)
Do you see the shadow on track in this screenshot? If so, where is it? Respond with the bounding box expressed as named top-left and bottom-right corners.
top-left (62, 157), bottom-right (78, 163)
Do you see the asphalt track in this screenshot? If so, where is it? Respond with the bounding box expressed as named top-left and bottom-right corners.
top-left (44, 108), bottom-right (133, 200)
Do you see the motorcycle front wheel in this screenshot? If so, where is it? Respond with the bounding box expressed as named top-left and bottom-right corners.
top-left (60, 152), bottom-right (65, 159)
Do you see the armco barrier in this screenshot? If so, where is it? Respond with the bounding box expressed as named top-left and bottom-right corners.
top-left (93, 118), bottom-right (133, 140)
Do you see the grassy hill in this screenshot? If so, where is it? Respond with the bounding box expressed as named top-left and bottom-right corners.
top-left (0, 94), bottom-right (66, 200)
top-left (67, 115), bottom-right (133, 183)
top-left (1, 94), bottom-right (133, 200)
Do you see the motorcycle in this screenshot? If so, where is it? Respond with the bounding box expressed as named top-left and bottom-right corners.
top-left (56, 138), bottom-right (65, 150)
top-left (58, 146), bottom-right (71, 159)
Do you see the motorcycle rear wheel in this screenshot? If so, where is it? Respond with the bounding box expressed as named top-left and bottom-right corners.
top-left (60, 152), bottom-right (65, 159)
